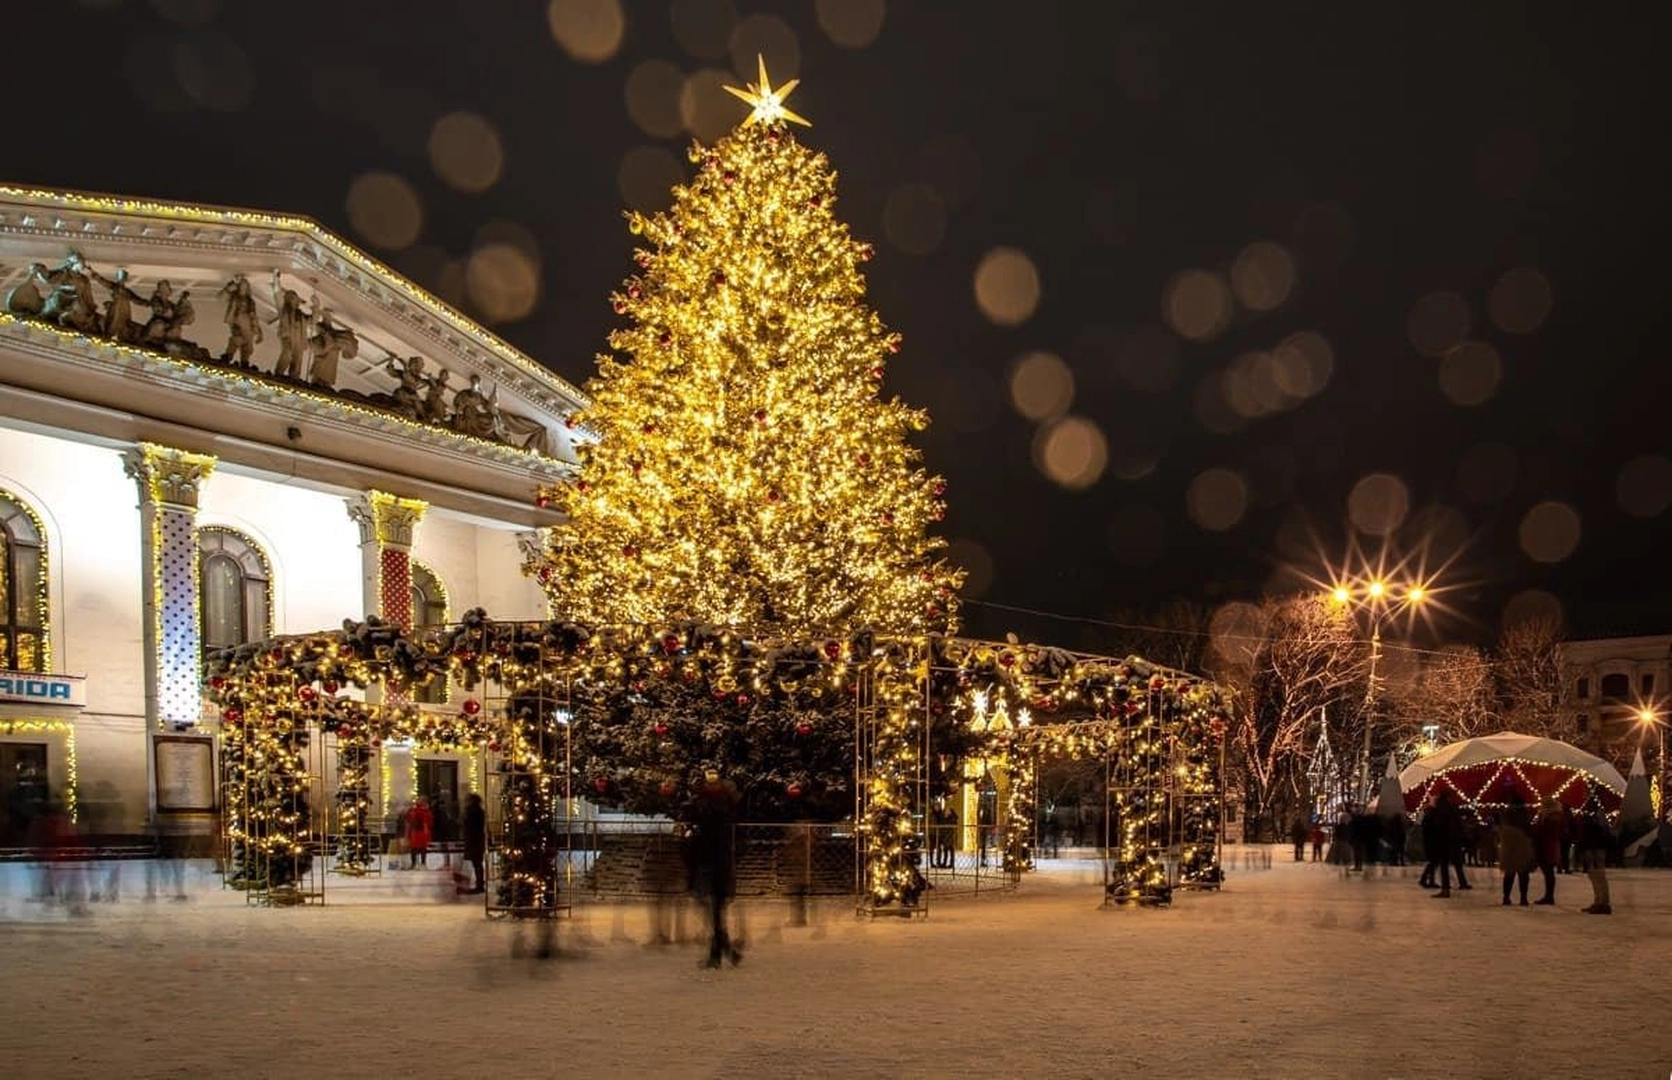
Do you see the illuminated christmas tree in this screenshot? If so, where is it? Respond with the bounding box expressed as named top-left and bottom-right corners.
top-left (531, 59), bottom-right (962, 641)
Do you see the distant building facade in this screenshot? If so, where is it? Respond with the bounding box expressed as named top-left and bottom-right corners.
top-left (1559, 633), bottom-right (1671, 767)
top-left (0, 186), bottom-right (588, 843)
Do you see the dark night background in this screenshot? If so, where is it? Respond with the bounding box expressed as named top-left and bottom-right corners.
top-left (4, 1), bottom-right (1667, 652)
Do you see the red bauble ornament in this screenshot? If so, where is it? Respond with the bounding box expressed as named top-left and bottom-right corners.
top-left (722, 169), bottom-right (737, 183)
top-left (612, 299), bottom-right (628, 315)
top-left (712, 272), bottom-right (726, 286)
top-left (796, 721), bottom-right (814, 737)
top-left (336, 725), bottom-right (352, 739)
top-left (623, 544), bottom-right (638, 557)
top-left (592, 778), bottom-right (609, 793)
top-left (635, 252), bottom-right (652, 268)
top-left (538, 566), bottom-right (554, 583)
top-left (223, 707), bottom-right (243, 722)
top-left (823, 640), bottom-right (842, 660)
top-left (713, 689), bottom-right (728, 700)
top-left (887, 337), bottom-right (902, 354)
top-left (932, 481), bottom-right (947, 496)
top-left (926, 604), bottom-right (941, 618)
top-left (565, 414), bottom-right (578, 429)
top-left (869, 366), bottom-right (885, 380)
top-left (575, 479), bottom-right (589, 492)
top-left (298, 686), bottom-right (317, 702)
top-left (654, 722), bottom-right (669, 736)
top-left (370, 737), bottom-right (382, 748)
top-left (658, 332), bottom-right (673, 347)
top-left (462, 698), bottom-right (482, 716)
top-left (1150, 676), bottom-right (1166, 692)
top-left (658, 780), bottom-right (678, 797)
top-left (322, 680), bottom-right (339, 694)
top-left (488, 740), bottom-right (502, 753)
top-left (269, 647), bottom-right (285, 662)
top-left (642, 422), bottom-right (656, 434)
top-left (735, 693), bottom-right (749, 705)
top-left (766, 489), bottom-right (781, 503)
top-left (786, 782), bottom-right (804, 799)
top-left (880, 511), bottom-right (894, 525)
top-left (1124, 701), bottom-right (1140, 715)
top-left (856, 452), bottom-right (870, 466)
top-left (931, 509), bottom-right (944, 521)
top-left (661, 634), bottom-right (680, 654)
top-left (535, 493), bottom-right (551, 509)
top-left (808, 195), bottom-right (821, 207)
top-left (340, 644), bottom-right (356, 658)
top-left (753, 409), bottom-right (767, 424)
top-left (209, 675), bottom-right (225, 690)
top-left (628, 285), bottom-right (642, 299)
top-left (856, 243), bottom-right (874, 261)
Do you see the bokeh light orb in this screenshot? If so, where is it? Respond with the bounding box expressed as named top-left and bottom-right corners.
top-left (670, 0), bottom-right (736, 59)
top-left (344, 171), bottom-right (422, 251)
top-left (973, 247), bottom-right (1042, 327)
top-left (547, 0), bottom-right (626, 63)
top-left (428, 111), bottom-right (505, 194)
top-left (625, 60), bottom-right (688, 139)
top-left (1187, 467), bottom-right (1249, 531)
top-left (815, 0), bottom-right (885, 46)
top-left (1008, 351), bottom-right (1075, 421)
top-left (679, 68), bottom-right (740, 142)
top-left (1518, 500), bottom-right (1582, 563)
top-left (1162, 269), bottom-right (1232, 342)
top-left (1347, 472), bottom-right (1411, 536)
top-left (465, 243), bottom-right (541, 323)
top-left (1230, 240), bottom-right (1296, 312)
top-left (1616, 454), bottom-right (1672, 518)
top-left (1033, 416), bottom-right (1108, 490)
top-left (1437, 340), bottom-right (1502, 406)
top-left (1488, 266), bottom-right (1553, 334)
top-left (1270, 330), bottom-right (1334, 399)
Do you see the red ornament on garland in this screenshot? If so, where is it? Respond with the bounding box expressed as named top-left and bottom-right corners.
top-left (592, 778), bottom-right (610, 794)
top-left (786, 782), bottom-right (805, 799)
top-left (654, 722), bottom-right (669, 736)
top-left (336, 725), bottom-right (352, 739)
top-left (658, 780), bottom-right (678, 797)
top-left (612, 299), bottom-right (628, 315)
top-left (796, 721), bottom-right (814, 737)
top-left (462, 698), bottom-right (482, 716)
top-left (487, 740), bottom-right (502, 753)
top-left (298, 685), bottom-right (317, 702)
top-left (823, 640), bottom-right (842, 660)
top-left (535, 493), bottom-right (551, 509)
top-left (322, 680), bottom-right (339, 694)
top-left (223, 707), bottom-right (243, 722)
top-left (370, 737), bottom-right (382, 748)
top-left (209, 675), bottom-right (225, 690)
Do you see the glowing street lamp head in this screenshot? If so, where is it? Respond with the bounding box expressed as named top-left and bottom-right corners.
top-left (1367, 580), bottom-right (1386, 599)
top-left (1331, 586), bottom-right (1351, 605)
top-left (1407, 585), bottom-right (1427, 604)
top-left (1640, 707), bottom-right (1659, 726)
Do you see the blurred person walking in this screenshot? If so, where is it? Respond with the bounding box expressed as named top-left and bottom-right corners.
top-left (1497, 791), bottom-right (1534, 906)
top-left (689, 769), bottom-right (743, 968)
top-left (404, 797), bottom-right (433, 869)
top-left (459, 792), bottom-right (486, 895)
top-left (1532, 795), bottom-right (1565, 904)
top-left (1576, 795), bottom-right (1615, 915)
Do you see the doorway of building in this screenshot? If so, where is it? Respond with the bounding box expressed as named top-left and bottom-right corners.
top-left (1, 742), bottom-right (50, 845)
top-left (415, 758), bottom-right (459, 847)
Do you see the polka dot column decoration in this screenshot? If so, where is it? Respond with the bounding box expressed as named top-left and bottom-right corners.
top-left (123, 444), bottom-right (216, 730)
top-left (380, 548), bottom-right (413, 630)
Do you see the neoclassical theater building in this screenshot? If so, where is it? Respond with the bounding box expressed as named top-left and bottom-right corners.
top-left (0, 185), bottom-right (586, 845)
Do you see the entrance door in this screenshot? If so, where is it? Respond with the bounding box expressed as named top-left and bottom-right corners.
top-left (415, 759), bottom-right (460, 844)
top-left (1, 743), bottom-right (49, 845)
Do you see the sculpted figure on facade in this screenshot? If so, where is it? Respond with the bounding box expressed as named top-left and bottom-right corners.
top-left (420, 367), bottom-right (450, 423)
top-left (306, 294), bottom-right (356, 388)
top-left (217, 273), bottom-right (262, 367)
top-left (39, 252), bottom-right (101, 333)
top-left (269, 271), bottom-right (309, 380)
top-left (383, 352), bottom-right (428, 418)
top-left (3, 262), bottom-right (47, 316)
top-left (449, 373), bottom-right (502, 439)
top-left (89, 266), bottom-right (145, 343)
top-left (138, 280), bottom-right (178, 344)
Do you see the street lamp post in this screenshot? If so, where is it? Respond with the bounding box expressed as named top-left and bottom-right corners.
top-left (1330, 578), bottom-right (1427, 806)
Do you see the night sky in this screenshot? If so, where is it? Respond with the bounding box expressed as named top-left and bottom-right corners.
top-left (5, 1), bottom-right (1668, 651)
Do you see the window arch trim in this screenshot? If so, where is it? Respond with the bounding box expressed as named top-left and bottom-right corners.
top-left (197, 526), bottom-right (273, 659)
top-left (0, 487), bottom-right (51, 673)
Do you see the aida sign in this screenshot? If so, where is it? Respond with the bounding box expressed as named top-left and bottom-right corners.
top-left (0, 671), bottom-right (86, 706)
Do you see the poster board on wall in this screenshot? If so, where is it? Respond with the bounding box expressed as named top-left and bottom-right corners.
top-left (153, 734), bottom-right (217, 813)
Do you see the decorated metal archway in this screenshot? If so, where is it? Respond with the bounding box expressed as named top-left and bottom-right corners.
top-left (205, 614), bottom-right (1228, 911)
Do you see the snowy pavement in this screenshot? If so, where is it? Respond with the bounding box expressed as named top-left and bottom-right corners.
top-left (2, 849), bottom-right (1668, 1079)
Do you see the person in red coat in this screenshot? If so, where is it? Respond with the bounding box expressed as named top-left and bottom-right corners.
top-left (1531, 795), bottom-right (1565, 904)
top-left (405, 797), bottom-right (433, 869)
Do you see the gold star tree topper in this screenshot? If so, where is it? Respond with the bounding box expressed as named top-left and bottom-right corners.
top-left (723, 55), bottom-right (811, 127)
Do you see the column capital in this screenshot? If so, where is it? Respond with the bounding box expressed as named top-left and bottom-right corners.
top-left (347, 490), bottom-right (428, 549)
top-left (122, 443), bottom-right (217, 510)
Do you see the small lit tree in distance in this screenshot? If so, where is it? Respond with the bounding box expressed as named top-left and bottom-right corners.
top-left (532, 57), bottom-right (962, 641)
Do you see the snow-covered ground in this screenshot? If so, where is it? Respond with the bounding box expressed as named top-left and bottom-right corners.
top-left (2, 849), bottom-right (1667, 1079)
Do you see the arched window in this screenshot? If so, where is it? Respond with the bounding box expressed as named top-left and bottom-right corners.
top-left (0, 491), bottom-right (48, 673)
top-left (410, 561), bottom-right (448, 704)
top-left (1599, 673), bottom-right (1631, 704)
top-left (198, 527), bottom-right (271, 667)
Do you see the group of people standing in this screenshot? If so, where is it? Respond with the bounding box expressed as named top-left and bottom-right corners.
top-left (1420, 788), bottom-right (1615, 914)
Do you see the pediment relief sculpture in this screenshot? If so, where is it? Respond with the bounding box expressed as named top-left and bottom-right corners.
top-left (3, 250), bottom-right (557, 458)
